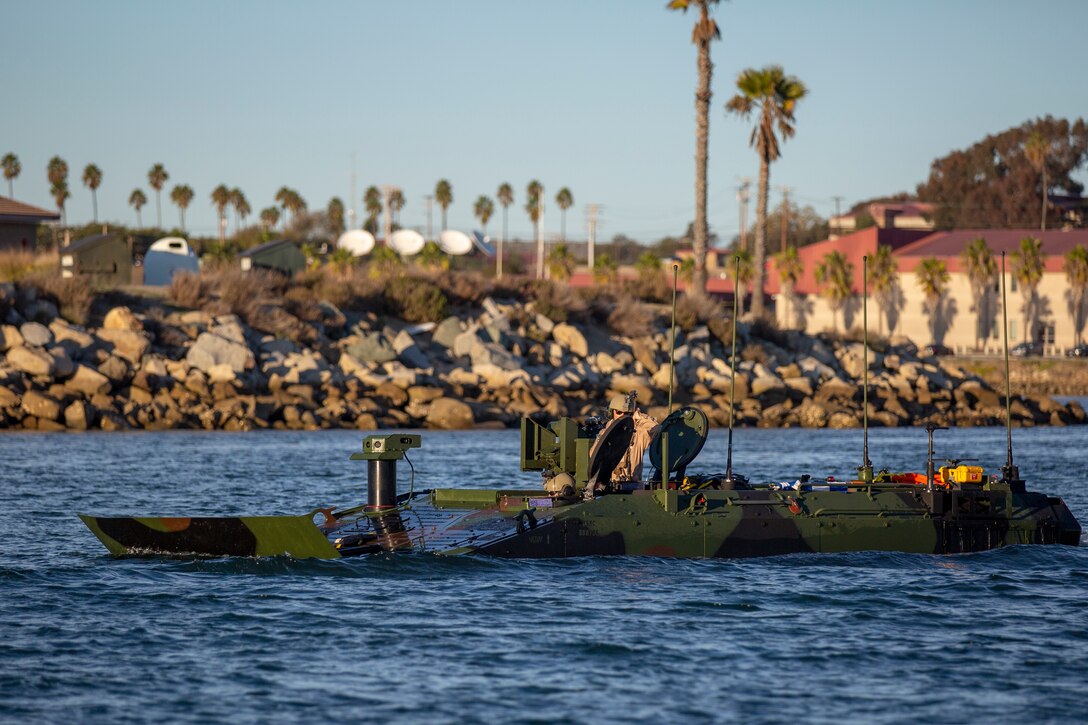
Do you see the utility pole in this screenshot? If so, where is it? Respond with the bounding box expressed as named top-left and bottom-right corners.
top-left (737, 178), bottom-right (750, 252)
top-left (779, 186), bottom-right (791, 253)
top-left (832, 195), bottom-right (843, 238)
top-left (424, 195), bottom-right (433, 241)
top-left (586, 203), bottom-right (599, 271)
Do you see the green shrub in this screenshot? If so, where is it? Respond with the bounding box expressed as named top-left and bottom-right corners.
top-left (384, 276), bottom-right (448, 322)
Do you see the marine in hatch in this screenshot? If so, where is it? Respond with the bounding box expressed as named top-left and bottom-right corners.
top-left (586, 393), bottom-right (660, 497)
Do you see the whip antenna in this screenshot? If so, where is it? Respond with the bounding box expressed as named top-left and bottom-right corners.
top-left (860, 255), bottom-right (873, 482)
top-left (667, 263), bottom-right (678, 415)
top-left (726, 255), bottom-right (740, 482)
top-left (1000, 252), bottom-right (1019, 484)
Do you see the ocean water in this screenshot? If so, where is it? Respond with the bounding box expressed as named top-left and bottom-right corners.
top-left (1, 426), bottom-right (1087, 724)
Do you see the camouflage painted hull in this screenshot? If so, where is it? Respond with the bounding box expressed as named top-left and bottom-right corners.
top-left (80, 482), bottom-right (1081, 559)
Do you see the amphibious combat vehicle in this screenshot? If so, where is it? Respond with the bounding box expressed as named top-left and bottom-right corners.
top-left (80, 409), bottom-right (1081, 559)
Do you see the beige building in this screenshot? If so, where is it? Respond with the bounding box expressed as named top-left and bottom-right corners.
top-left (773, 228), bottom-right (1088, 354)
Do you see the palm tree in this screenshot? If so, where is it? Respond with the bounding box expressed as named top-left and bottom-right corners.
top-left (473, 195), bottom-right (494, 237)
top-left (496, 182), bottom-right (513, 279)
top-left (170, 184), bottom-right (194, 231)
top-left (814, 250), bottom-right (853, 332)
top-left (546, 243), bottom-right (576, 281)
top-left (1024, 131), bottom-right (1048, 231)
top-left (327, 197), bottom-right (346, 236)
top-left (732, 248), bottom-right (755, 317)
top-left (363, 186), bottom-right (382, 234)
top-left (229, 188), bottom-right (248, 231)
top-left (434, 179), bottom-right (453, 231)
top-left (389, 189), bottom-right (405, 226)
top-left (774, 245), bottom-right (803, 328)
top-left (726, 65), bottom-right (807, 320)
top-left (47, 157), bottom-right (69, 226)
top-left (147, 163), bottom-right (169, 229)
top-left (555, 187), bottom-right (574, 241)
top-left (129, 188), bottom-right (147, 227)
top-left (329, 247), bottom-right (355, 276)
top-left (1064, 244), bottom-right (1088, 345)
top-left (211, 184), bottom-right (231, 241)
top-left (235, 193), bottom-right (251, 229)
top-left (593, 252), bottom-right (618, 286)
top-left (916, 257), bottom-right (950, 343)
top-left (668, 0), bottom-right (722, 298)
top-left (285, 191), bottom-right (306, 227)
top-left (259, 206), bottom-right (280, 231)
top-left (868, 244), bottom-right (899, 335)
top-left (1011, 236), bottom-right (1046, 345)
top-left (960, 237), bottom-right (996, 350)
top-left (2, 152), bottom-right (20, 197)
top-left (275, 186), bottom-right (294, 229)
top-left (81, 164), bottom-right (103, 223)
top-left (526, 180), bottom-right (544, 278)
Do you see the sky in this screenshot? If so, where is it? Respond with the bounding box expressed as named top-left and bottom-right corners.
top-left (4, 0), bottom-right (1087, 244)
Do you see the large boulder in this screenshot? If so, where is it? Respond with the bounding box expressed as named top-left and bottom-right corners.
top-left (0, 324), bottom-right (24, 352)
top-left (425, 397), bottom-right (475, 430)
top-left (6, 345), bottom-right (55, 377)
top-left (96, 329), bottom-right (151, 364)
top-left (470, 340), bottom-right (518, 371)
top-left (64, 365), bottom-right (110, 397)
top-left (63, 400), bottom-right (94, 430)
top-left (186, 332), bottom-right (254, 373)
top-left (19, 322), bottom-right (53, 348)
top-left (392, 329), bottom-right (431, 370)
top-left (21, 390), bottom-right (62, 421)
top-left (552, 323), bottom-right (588, 358)
top-left (103, 306), bottom-right (143, 331)
top-left (432, 317), bottom-right (464, 349)
top-left (344, 332), bottom-right (396, 364)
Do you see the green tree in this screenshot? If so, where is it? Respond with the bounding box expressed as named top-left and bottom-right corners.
top-left (960, 237), bottom-right (997, 349)
top-left (1024, 130), bottom-right (1049, 230)
top-left (774, 245), bottom-right (803, 327)
top-left (555, 187), bottom-right (574, 241)
top-left (275, 186), bottom-right (293, 229)
top-left (1011, 236), bottom-right (1047, 344)
top-left (170, 184), bottom-right (195, 231)
top-left (417, 240), bottom-right (450, 270)
top-left (546, 242), bottom-right (576, 281)
top-left (389, 189), bottom-right (405, 226)
top-left (230, 188), bottom-right (249, 231)
top-left (259, 206), bottom-right (280, 230)
top-left (1064, 244), bottom-right (1088, 345)
top-left (327, 197), bottom-right (346, 236)
top-left (363, 186), bottom-right (382, 234)
top-left (473, 195), bottom-right (494, 237)
top-left (593, 252), bottom-right (618, 285)
top-left (726, 65), bottom-right (807, 319)
top-left (211, 184), bottom-right (231, 241)
top-left (434, 179), bottom-right (453, 231)
top-left (47, 157), bottom-right (70, 226)
top-left (128, 188), bottom-right (147, 227)
top-left (329, 246), bottom-right (355, 276)
top-left (814, 250), bottom-right (853, 332)
top-left (526, 180), bottom-right (544, 278)
top-left (916, 257), bottom-right (950, 343)
top-left (730, 248), bottom-right (755, 317)
top-left (2, 153), bottom-right (20, 198)
top-left (300, 242), bottom-right (321, 271)
top-left (868, 244), bottom-right (899, 335)
top-left (636, 250), bottom-right (663, 278)
top-left (148, 163), bottom-right (169, 229)
top-left (81, 163), bottom-right (103, 223)
top-left (668, 0), bottom-right (722, 298)
top-left (496, 182), bottom-right (514, 279)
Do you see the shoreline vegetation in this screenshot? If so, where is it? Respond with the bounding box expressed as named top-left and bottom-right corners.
top-left (0, 258), bottom-right (1084, 434)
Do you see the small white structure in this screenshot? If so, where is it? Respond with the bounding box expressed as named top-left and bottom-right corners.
top-left (337, 229), bottom-right (376, 257)
top-left (144, 237), bottom-right (199, 286)
top-left (437, 230), bottom-right (473, 256)
top-left (388, 229), bottom-right (425, 256)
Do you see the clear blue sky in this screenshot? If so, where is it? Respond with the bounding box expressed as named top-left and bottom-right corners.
top-left (4, 0), bottom-right (1086, 244)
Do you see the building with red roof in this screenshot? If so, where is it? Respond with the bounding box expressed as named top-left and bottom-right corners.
top-left (0, 196), bottom-right (59, 252)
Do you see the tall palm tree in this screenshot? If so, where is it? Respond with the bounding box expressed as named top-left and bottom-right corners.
top-left (389, 189), bottom-right (405, 226)
top-left (555, 187), bottom-right (574, 241)
top-left (868, 244), bottom-right (899, 335)
top-left (916, 257), bottom-right (950, 343)
top-left (960, 237), bottom-right (996, 350)
top-left (1064, 244), bottom-right (1088, 345)
top-left (285, 191), bottom-right (306, 227)
top-left (259, 206), bottom-right (280, 231)
top-left (668, 0), bottom-right (722, 298)
top-left (170, 184), bottom-right (194, 231)
top-left (774, 245), bottom-right (803, 328)
top-left (434, 179), bottom-right (453, 231)
top-left (1024, 131), bottom-right (1048, 231)
top-left (2, 153), bottom-right (20, 197)
top-left (814, 250), bottom-right (853, 332)
top-left (526, 180), bottom-right (544, 279)
top-left (496, 182), bottom-right (513, 279)
top-left (129, 189), bottom-right (147, 227)
top-left (229, 188), bottom-right (248, 231)
top-left (327, 197), bottom-right (346, 236)
top-left (235, 193), bottom-right (251, 229)
top-left (473, 195), bottom-right (494, 237)
top-left (1011, 236), bottom-right (1046, 345)
top-left (363, 186), bottom-right (382, 234)
top-left (726, 65), bottom-right (807, 319)
top-left (211, 184), bottom-right (231, 241)
top-left (47, 157), bottom-right (69, 226)
top-left (82, 163), bottom-right (103, 223)
top-left (147, 163), bottom-right (169, 229)
top-left (275, 186), bottom-right (294, 230)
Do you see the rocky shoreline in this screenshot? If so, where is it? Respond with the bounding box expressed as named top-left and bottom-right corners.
top-left (0, 281), bottom-right (1084, 433)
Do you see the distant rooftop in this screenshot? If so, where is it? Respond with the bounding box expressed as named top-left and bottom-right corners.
top-left (0, 195), bottom-right (60, 223)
